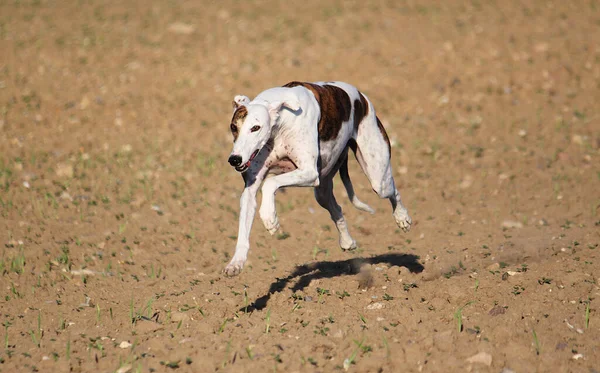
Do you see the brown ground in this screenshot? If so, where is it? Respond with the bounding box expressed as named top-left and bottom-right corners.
top-left (1, 1), bottom-right (599, 372)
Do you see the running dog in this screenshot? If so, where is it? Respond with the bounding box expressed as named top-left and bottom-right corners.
top-left (224, 81), bottom-right (412, 276)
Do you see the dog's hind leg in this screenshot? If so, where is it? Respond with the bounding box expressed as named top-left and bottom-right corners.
top-left (314, 177), bottom-right (357, 250)
top-left (351, 115), bottom-right (412, 233)
top-left (339, 155), bottom-right (375, 214)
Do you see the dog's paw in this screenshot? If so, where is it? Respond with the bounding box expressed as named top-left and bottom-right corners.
top-left (394, 209), bottom-right (412, 233)
top-left (223, 259), bottom-right (245, 277)
top-left (340, 237), bottom-right (357, 251)
top-left (260, 208), bottom-right (280, 235)
top-left (263, 217), bottom-right (280, 235)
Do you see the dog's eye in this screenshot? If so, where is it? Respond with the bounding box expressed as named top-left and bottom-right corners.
top-left (250, 125), bottom-right (261, 133)
top-left (230, 123), bottom-right (237, 133)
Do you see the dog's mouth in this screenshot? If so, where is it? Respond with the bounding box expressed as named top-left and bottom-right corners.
top-left (234, 149), bottom-right (259, 173)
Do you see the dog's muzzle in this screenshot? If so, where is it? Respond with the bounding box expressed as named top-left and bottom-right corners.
top-left (229, 150), bottom-right (259, 173)
top-left (228, 154), bottom-right (242, 167)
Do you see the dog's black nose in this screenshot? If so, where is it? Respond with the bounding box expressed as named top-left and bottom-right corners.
top-left (228, 154), bottom-right (242, 167)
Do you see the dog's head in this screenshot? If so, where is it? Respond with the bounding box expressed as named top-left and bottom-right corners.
top-left (227, 95), bottom-right (299, 173)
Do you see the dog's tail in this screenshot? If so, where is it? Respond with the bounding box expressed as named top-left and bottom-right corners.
top-left (339, 156), bottom-right (375, 214)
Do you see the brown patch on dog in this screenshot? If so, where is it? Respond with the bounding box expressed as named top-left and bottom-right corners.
top-left (376, 116), bottom-right (391, 153)
top-left (283, 81), bottom-right (351, 141)
top-left (230, 106), bottom-right (248, 141)
top-left (353, 92), bottom-right (369, 131)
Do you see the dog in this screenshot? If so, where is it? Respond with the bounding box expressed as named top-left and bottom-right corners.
top-left (224, 81), bottom-right (412, 276)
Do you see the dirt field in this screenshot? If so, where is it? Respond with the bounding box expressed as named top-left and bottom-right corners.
top-left (1, 1), bottom-right (599, 372)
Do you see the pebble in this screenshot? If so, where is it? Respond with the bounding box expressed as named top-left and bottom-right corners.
top-left (79, 96), bottom-right (90, 110)
top-left (168, 22), bottom-right (195, 34)
top-left (502, 220), bottom-right (523, 229)
top-left (466, 351), bottom-right (492, 366)
top-left (170, 312), bottom-right (190, 323)
top-left (119, 341), bottom-right (132, 349)
top-left (55, 163), bottom-right (74, 178)
top-left (116, 364), bottom-right (132, 373)
top-left (459, 175), bottom-right (473, 189)
top-left (366, 302), bottom-right (383, 310)
top-left (60, 191), bottom-right (73, 201)
top-left (571, 134), bottom-right (585, 145)
top-left (486, 263), bottom-right (500, 271)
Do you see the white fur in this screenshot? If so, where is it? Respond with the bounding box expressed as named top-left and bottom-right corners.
top-left (224, 82), bottom-right (412, 276)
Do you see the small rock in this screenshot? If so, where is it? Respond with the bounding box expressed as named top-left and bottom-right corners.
top-left (42, 356), bottom-right (50, 361)
top-left (70, 269), bottom-right (95, 276)
top-left (486, 263), bottom-right (500, 271)
top-left (466, 351), bottom-right (492, 366)
top-left (168, 22), bottom-right (195, 34)
top-left (23, 181), bottom-right (30, 189)
top-left (500, 368), bottom-right (516, 373)
top-left (555, 342), bottom-right (568, 351)
top-left (518, 129), bottom-right (527, 137)
top-left (79, 96), bottom-right (90, 110)
top-left (366, 302), bottom-right (384, 310)
top-left (170, 312), bottom-right (190, 323)
top-left (572, 353), bottom-right (584, 360)
top-left (488, 305), bottom-right (506, 316)
top-left (459, 175), bottom-right (473, 189)
top-left (332, 329), bottom-right (344, 339)
top-left (55, 163), bottom-right (74, 178)
top-left (502, 220), bottom-right (523, 229)
top-left (438, 95), bottom-right (450, 106)
top-left (534, 42), bottom-right (549, 53)
top-left (126, 61), bottom-right (141, 71)
top-left (119, 341), bottom-right (132, 349)
top-left (116, 364), bottom-right (132, 373)
top-left (60, 191), bottom-right (73, 201)
top-left (571, 134), bottom-right (585, 145)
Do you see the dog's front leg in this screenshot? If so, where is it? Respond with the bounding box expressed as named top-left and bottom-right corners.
top-left (259, 166), bottom-right (319, 235)
top-left (224, 169), bottom-right (267, 277)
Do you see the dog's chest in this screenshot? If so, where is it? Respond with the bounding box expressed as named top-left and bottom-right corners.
top-left (268, 158), bottom-right (297, 175)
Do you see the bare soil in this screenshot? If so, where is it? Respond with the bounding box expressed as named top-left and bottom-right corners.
top-left (1, 1), bottom-right (599, 372)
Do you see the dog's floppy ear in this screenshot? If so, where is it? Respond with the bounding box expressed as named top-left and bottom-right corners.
top-left (232, 95), bottom-right (250, 111)
top-left (267, 100), bottom-right (301, 119)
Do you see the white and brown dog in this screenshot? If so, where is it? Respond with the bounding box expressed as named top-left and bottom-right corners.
top-left (224, 81), bottom-right (411, 276)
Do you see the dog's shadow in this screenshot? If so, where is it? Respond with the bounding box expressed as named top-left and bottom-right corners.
top-left (243, 253), bottom-right (424, 312)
